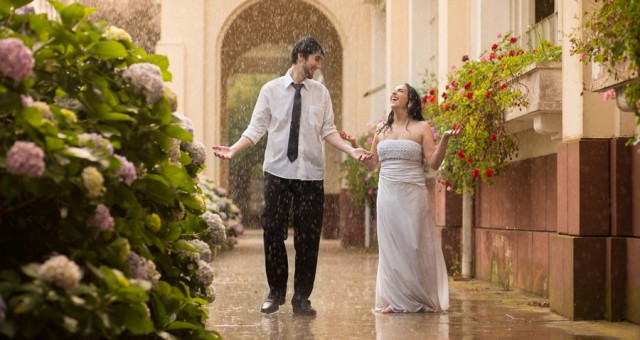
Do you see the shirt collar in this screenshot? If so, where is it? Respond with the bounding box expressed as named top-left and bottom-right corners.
top-left (283, 70), bottom-right (308, 89)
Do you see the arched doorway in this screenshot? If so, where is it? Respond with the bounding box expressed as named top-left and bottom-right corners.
top-left (219, 0), bottom-right (343, 228)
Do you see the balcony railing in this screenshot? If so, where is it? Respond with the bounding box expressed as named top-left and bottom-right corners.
top-left (523, 12), bottom-right (559, 48)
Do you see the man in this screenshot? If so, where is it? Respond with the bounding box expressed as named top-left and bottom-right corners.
top-left (212, 36), bottom-right (371, 316)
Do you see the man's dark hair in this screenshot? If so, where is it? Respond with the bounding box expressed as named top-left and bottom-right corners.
top-left (291, 36), bottom-right (325, 65)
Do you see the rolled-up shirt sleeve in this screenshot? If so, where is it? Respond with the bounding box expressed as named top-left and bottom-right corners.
top-left (241, 86), bottom-right (271, 144)
top-left (320, 87), bottom-right (338, 138)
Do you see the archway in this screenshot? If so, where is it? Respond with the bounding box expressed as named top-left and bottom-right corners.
top-left (219, 0), bottom-right (343, 228)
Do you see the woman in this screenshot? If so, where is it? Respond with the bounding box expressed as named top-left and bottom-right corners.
top-left (341, 84), bottom-right (460, 313)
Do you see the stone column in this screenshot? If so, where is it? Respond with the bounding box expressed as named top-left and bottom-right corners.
top-left (386, 0), bottom-right (410, 88)
top-left (551, 0), bottom-right (627, 320)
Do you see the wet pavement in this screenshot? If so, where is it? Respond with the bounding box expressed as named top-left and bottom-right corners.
top-left (206, 229), bottom-right (640, 339)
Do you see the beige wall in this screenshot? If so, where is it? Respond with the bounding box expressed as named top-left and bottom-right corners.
top-left (158, 0), bottom-right (636, 187)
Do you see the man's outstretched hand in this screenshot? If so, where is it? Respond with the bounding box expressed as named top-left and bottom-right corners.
top-left (211, 146), bottom-right (235, 160)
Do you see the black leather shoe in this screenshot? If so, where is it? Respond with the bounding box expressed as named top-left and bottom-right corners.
top-left (260, 293), bottom-right (286, 314)
top-left (292, 300), bottom-right (316, 316)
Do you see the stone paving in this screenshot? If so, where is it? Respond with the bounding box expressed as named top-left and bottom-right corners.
top-left (206, 229), bottom-right (640, 339)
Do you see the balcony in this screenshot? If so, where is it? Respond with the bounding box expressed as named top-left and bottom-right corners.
top-left (591, 60), bottom-right (639, 112)
top-left (505, 62), bottom-right (563, 139)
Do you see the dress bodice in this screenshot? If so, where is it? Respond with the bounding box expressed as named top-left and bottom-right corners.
top-left (377, 139), bottom-right (423, 162)
top-left (377, 140), bottom-right (425, 185)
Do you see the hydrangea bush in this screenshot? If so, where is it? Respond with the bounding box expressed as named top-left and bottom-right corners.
top-left (198, 176), bottom-right (244, 250)
top-left (423, 33), bottom-right (561, 193)
top-left (0, 2), bottom-right (229, 338)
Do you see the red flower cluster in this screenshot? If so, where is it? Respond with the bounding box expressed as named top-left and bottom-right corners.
top-left (462, 55), bottom-right (469, 62)
top-left (466, 92), bottom-right (473, 99)
top-left (472, 169), bottom-right (480, 178)
top-left (485, 91), bottom-right (492, 98)
top-left (457, 149), bottom-right (465, 159)
top-left (485, 169), bottom-right (494, 177)
top-left (491, 43), bottom-right (498, 50)
top-left (490, 133), bottom-right (497, 141)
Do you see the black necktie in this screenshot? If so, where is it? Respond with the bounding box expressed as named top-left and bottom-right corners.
top-left (287, 83), bottom-right (304, 162)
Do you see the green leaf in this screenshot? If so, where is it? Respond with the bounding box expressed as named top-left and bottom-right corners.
top-left (89, 41), bottom-right (127, 60)
top-left (21, 263), bottom-right (41, 279)
top-left (151, 294), bottom-right (170, 328)
top-left (99, 112), bottom-right (135, 122)
top-left (145, 54), bottom-right (169, 72)
top-left (23, 108), bottom-right (43, 128)
top-left (179, 193), bottom-right (202, 210)
top-left (111, 304), bottom-right (155, 335)
top-left (164, 222), bottom-right (182, 242)
top-left (174, 240), bottom-right (198, 253)
top-left (116, 286), bottom-right (149, 303)
top-left (45, 136), bottom-right (66, 151)
top-left (11, 0), bottom-right (36, 10)
top-left (155, 281), bottom-right (172, 296)
top-left (136, 177), bottom-right (176, 205)
top-left (60, 3), bottom-right (86, 28)
top-left (160, 125), bottom-right (192, 142)
top-left (60, 147), bottom-right (98, 161)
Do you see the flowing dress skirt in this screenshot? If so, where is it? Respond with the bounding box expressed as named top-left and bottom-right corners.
top-left (374, 158), bottom-right (449, 312)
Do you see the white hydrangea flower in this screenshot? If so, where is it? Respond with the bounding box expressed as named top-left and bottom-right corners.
top-left (103, 26), bottom-right (132, 43)
top-left (206, 284), bottom-right (216, 303)
top-left (126, 252), bottom-right (161, 287)
top-left (122, 63), bottom-right (164, 104)
top-left (168, 138), bottom-right (181, 165)
top-left (33, 101), bottom-right (54, 121)
top-left (178, 239), bottom-right (212, 263)
top-left (130, 279), bottom-right (152, 291)
top-left (201, 211), bottom-right (226, 246)
top-left (81, 167), bottom-right (104, 197)
top-left (172, 112), bottom-right (194, 136)
top-left (38, 255), bottom-right (82, 290)
top-left (182, 141), bottom-right (206, 168)
top-left (196, 260), bottom-right (215, 287)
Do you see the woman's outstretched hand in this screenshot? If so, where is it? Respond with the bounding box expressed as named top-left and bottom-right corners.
top-left (442, 125), bottom-right (463, 139)
top-left (339, 130), bottom-right (359, 148)
top-left (351, 148), bottom-right (374, 161)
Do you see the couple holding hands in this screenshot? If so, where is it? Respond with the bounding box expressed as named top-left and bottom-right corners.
top-left (212, 36), bottom-right (460, 316)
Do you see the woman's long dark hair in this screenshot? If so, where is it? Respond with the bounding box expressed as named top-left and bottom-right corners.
top-left (379, 83), bottom-right (424, 134)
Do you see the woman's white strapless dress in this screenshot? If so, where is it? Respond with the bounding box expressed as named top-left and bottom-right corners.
top-left (374, 139), bottom-right (449, 312)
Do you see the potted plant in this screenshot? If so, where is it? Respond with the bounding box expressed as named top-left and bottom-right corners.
top-left (423, 33), bottom-right (561, 193)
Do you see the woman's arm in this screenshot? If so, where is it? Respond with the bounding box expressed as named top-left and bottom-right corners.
top-left (423, 122), bottom-right (462, 170)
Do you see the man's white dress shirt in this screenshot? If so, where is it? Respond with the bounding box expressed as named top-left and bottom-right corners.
top-left (241, 71), bottom-right (337, 180)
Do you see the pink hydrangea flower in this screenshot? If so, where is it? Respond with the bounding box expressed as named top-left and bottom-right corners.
top-left (0, 38), bottom-right (34, 81)
top-left (114, 154), bottom-right (137, 186)
top-left (6, 141), bottom-right (45, 177)
top-left (88, 204), bottom-right (115, 232)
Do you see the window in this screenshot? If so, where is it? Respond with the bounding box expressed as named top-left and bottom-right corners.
top-left (535, 0), bottom-right (555, 23)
